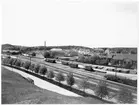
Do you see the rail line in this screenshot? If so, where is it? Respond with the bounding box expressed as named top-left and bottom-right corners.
top-left (18, 56), bottom-right (137, 95)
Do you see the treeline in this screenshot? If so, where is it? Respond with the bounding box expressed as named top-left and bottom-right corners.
top-left (110, 48), bottom-right (137, 54)
top-left (2, 44), bottom-right (93, 52)
top-left (43, 51), bottom-right (135, 69)
top-left (2, 57), bottom-right (135, 104)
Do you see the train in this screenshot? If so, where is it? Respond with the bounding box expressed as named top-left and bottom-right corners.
top-left (44, 58), bottom-right (137, 81)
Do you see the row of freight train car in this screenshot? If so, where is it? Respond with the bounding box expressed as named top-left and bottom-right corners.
top-left (45, 58), bottom-right (137, 81)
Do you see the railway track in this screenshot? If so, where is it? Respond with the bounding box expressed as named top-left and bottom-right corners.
top-left (18, 56), bottom-right (137, 95)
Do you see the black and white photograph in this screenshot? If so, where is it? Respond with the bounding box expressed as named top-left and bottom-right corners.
top-left (0, 0), bottom-right (138, 104)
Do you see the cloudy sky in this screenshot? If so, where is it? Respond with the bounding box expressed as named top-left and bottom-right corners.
top-left (1, 0), bottom-right (139, 48)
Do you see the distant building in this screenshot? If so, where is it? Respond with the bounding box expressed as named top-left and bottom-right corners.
top-left (108, 54), bottom-right (137, 69)
top-left (105, 49), bottom-right (110, 55)
top-left (50, 48), bottom-right (63, 51)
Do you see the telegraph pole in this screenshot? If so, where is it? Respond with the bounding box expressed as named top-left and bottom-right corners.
top-left (44, 41), bottom-right (46, 50)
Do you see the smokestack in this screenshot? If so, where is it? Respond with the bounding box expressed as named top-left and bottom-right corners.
top-left (44, 41), bottom-right (46, 47)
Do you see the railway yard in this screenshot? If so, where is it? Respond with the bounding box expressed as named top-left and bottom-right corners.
top-left (2, 53), bottom-right (137, 103)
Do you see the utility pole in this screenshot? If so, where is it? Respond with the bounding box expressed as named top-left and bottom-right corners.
top-left (30, 48), bottom-right (32, 65)
top-left (44, 41), bottom-right (46, 50)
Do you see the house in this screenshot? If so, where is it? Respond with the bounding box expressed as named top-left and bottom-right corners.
top-left (108, 54), bottom-right (137, 69)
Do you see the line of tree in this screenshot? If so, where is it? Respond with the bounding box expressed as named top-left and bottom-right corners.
top-left (2, 57), bottom-right (135, 104)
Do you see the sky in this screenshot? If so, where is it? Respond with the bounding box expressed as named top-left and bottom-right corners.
top-left (1, 0), bottom-right (139, 48)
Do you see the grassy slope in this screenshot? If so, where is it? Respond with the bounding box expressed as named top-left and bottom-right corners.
top-left (2, 67), bottom-right (106, 104)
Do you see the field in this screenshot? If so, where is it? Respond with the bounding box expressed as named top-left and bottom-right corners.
top-left (2, 67), bottom-right (108, 104)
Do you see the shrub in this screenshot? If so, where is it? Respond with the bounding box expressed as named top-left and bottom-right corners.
top-left (95, 80), bottom-right (109, 99)
top-left (47, 70), bottom-right (54, 79)
top-left (23, 61), bottom-right (31, 70)
top-left (117, 88), bottom-right (134, 104)
top-left (78, 78), bottom-right (89, 92)
top-left (66, 73), bottom-right (75, 87)
top-left (39, 66), bottom-right (47, 75)
top-left (34, 64), bottom-right (40, 73)
top-left (15, 60), bottom-right (21, 67)
top-left (55, 72), bottom-right (65, 83)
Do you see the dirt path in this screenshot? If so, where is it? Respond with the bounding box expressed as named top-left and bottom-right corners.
top-left (2, 66), bottom-right (81, 97)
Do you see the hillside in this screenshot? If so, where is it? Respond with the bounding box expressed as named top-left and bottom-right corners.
top-left (1, 44), bottom-right (137, 54)
top-left (2, 67), bottom-right (106, 104)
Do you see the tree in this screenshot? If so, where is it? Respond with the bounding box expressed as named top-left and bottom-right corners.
top-left (78, 78), bottom-right (89, 93)
top-left (39, 66), bottom-right (47, 75)
top-left (15, 60), bottom-right (21, 67)
top-left (44, 51), bottom-right (50, 58)
top-left (95, 80), bottom-right (109, 99)
top-left (12, 59), bottom-right (17, 66)
top-left (47, 70), bottom-right (54, 79)
top-left (78, 55), bottom-right (85, 62)
top-left (21, 62), bottom-right (25, 67)
top-left (8, 58), bottom-right (14, 66)
top-left (31, 52), bottom-right (36, 56)
top-left (3, 57), bottom-right (10, 64)
top-left (29, 63), bottom-right (35, 72)
top-left (23, 61), bottom-right (31, 70)
top-left (34, 64), bottom-right (40, 73)
top-left (117, 88), bottom-right (134, 104)
top-left (55, 72), bottom-right (65, 83)
top-left (66, 73), bottom-right (75, 87)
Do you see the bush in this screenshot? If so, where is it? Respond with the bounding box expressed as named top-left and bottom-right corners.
top-left (66, 73), bottom-right (75, 87)
top-left (95, 80), bottom-right (109, 99)
top-left (34, 64), bottom-right (40, 73)
top-left (118, 88), bottom-right (134, 103)
top-left (47, 70), bottom-right (55, 79)
top-left (15, 60), bottom-right (21, 67)
top-left (23, 61), bottom-right (31, 70)
top-left (39, 66), bottom-right (47, 75)
top-left (55, 72), bottom-right (65, 83)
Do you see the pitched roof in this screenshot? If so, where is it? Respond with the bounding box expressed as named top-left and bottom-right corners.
top-left (108, 54), bottom-right (137, 61)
